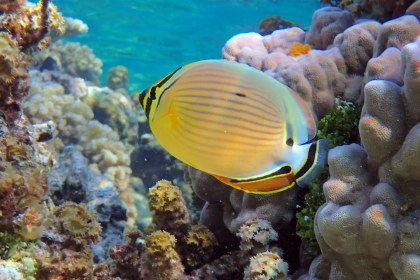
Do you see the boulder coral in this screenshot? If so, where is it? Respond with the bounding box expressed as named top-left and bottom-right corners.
top-left (300, 6), bottom-right (420, 280)
top-left (222, 7), bottom-right (380, 118)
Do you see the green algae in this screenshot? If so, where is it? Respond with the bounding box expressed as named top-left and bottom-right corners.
top-left (296, 97), bottom-right (362, 254)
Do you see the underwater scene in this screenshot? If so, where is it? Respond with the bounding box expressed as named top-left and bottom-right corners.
top-left (1, 0), bottom-right (420, 279)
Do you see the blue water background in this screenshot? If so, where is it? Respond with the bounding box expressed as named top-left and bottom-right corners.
top-left (54, 0), bottom-right (324, 91)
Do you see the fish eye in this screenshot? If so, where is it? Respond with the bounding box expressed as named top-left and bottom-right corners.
top-left (286, 138), bottom-right (294, 147)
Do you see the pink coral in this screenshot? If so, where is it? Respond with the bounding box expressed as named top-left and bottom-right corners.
top-left (222, 15), bottom-right (380, 118)
top-left (304, 9), bottom-right (420, 279)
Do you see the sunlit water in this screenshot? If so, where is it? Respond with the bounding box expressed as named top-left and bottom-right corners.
top-left (54, 0), bottom-right (324, 91)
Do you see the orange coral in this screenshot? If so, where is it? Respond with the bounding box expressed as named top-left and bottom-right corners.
top-left (289, 42), bottom-right (311, 57)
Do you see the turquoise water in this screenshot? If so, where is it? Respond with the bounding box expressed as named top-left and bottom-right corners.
top-left (54, 0), bottom-right (323, 91)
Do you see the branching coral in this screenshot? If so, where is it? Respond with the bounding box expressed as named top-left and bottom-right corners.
top-left (107, 65), bottom-right (129, 92)
top-left (84, 86), bottom-right (138, 146)
top-left (33, 40), bottom-right (103, 85)
top-left (24, 77), bottom-right (138, 226)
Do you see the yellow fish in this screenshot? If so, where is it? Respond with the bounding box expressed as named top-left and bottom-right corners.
top-left (139, 59), bottom-right (329, 194)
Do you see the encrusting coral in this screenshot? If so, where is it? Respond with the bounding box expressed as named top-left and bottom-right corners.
top-left (147, 179), bottom-right (191, 240)
top-left (140, 230), bottom-right (185, 280)
top-left (0, 116), bottom-right (53, 241)
top-left (183, 224), bottom-right (218, 270)
top-left (0, 0), bottom-right (65, 51)
top-left (0, 32), bottom-right (30, 120)
top-left (33, 201), bottom-right (101, 279)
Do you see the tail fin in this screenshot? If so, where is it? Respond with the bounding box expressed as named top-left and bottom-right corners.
top-left (295, 138), bottom-right (331, 188)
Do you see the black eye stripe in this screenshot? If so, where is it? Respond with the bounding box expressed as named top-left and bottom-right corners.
top-left (143, 66), bottom-right (183, 118)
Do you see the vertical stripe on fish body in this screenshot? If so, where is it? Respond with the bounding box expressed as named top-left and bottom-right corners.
top-left (140, 59), bottom-right (329, 194)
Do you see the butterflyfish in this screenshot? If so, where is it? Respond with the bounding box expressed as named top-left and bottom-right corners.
top-left (139, 59), bottom-right (329, 194)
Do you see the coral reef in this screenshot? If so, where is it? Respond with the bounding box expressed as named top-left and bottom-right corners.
top-left (183, 224), bottom-right (218, 270)
top-left (258, 15), bottom-right (302, 36)
top-left (222, 8), bottom-right (380, 117)
top-left (23, 76), bottom-right (139, 227)
top-left (61, 17), bottom-right (88, 37)
top-left (47, 146), bottom-right (128, 261)
top-left (140, 230), bottom-right (185, 280)
top-left (0, 33), bottom-right (30, 120)
top-left (0, 0), bottom-right (65, 51)
top-left (84, 86), bottom-right (138, 146)
top-left (244, 251), bottom-right (289, 280)
top-left (8, 0), bottom-right (420, 279)
top-left (107, 65), bottom-right (129, 92)
top-left (147, 179), bottom-right (191, 240)
top-left (335, 0), bottom-right (415, 22)
top-left (237, 219), bottom-right (279, 255)
top-left (108, 230), bottom-right (143, 278)
top-left (33, 40), bottom-right (103, 85)
top-left (0, 116), bottom-right (53, 240)
top-left (34, 201), bottom-right (101, 279)
top-left (296, 3), bottom-right (420, 279)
